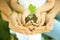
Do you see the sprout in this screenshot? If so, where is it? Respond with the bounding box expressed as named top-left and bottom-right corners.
top-left (28, 4), bottom-right (36, 19)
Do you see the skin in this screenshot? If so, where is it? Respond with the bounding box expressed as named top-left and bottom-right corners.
top-left (10, 0), bottom-right (26, 13)
top-left (10, 0), bottom-right (60, 34)
top-left (10, 0), bottom-right (55, 25)
top-left (35, 0), bottom-right (55, 24)
top-left (31, 0), bottom-right (55, 26)
top-left (0, 0), bottom-right (12, 20)
top-left (0, 0), bottom-right (31, 34)
top-left (40, 12), bottom-right (47, 26)
top-left (36, 0), bottom-right (55, 12)
top-left (33, 0), bottom-right (60, 34)
top-left (10, 0), bottom-right (30, 25)
top-left (18, 0), bottom-right (55, 26)
top-left (47, 0), bottom-right (60, 19)
top-left (21, 10), bottom-right (30, 25)
top-left (9, 11), bottom-right (31, 34)
top-left (1, 0), bottom-right (60, 34)
top-left (9, 21), bottom-right (31, 34)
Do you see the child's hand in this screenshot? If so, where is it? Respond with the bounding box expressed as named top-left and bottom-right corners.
top-left (35, 10), bottom-right (46, 26)
top-left (39, 12), bottom-right (47, 26)
top-left (35, 11), bottom-right (41, 24)
top-left (22, 9), bottom-right (30, 25)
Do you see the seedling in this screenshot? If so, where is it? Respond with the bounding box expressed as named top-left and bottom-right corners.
top-left (28, 4), bottom-right (36, 19)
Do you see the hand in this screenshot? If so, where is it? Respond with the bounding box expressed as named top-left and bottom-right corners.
top-left (35, 10), bottom-right (46, 26)
top-left (40, 12), bottom-right (47, 26)
top-left (17, 13), bottom-right (23, 26)
top-left (22, 9), bottom-right (30, 25)
top-left (1, 12), bottom-right (9, 21)
top-left (32, 26), bottom-right (46, 34)
top-left (9, 11), bottom-right (31, 34)
top-left (46, 13), bottom-right (54, 30)
top-left (33, 13), bottom-right (54, 34)
top-left (35, 10), bottom-right (41, 25)
top-left (9, 21), bottom-right (31, 34)
top-left (9, 12), bottom-right (19, 27)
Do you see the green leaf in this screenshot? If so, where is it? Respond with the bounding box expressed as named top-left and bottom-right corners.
top-left (28, 4), bottom-right (36, 19)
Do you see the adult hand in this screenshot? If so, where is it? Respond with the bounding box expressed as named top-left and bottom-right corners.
top-left (9, 11), bottom-right (31, 34)
top-left (33, 13), bottom-right (54, 34)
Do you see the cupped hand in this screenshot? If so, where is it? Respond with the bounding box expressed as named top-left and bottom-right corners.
top-left (46, 13), bottom-right (54, 30)
top-left (35, 10), bottom-right (46, 26)
top-left (9, 12), bottom-right (19, 27)
top-left (9, 11), bottom-right (31, 34)
top-left (22, 9), bottom-right (30, 25)
top-left (33, 13), bottom-right (54, 34)
top-left (35, 10), bottom-right (41, 25)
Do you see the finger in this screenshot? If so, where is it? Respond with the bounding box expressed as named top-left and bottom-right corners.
top-left (1, 12), bottom-right (8, 21)
top-left (20, 27), bottom-right (32, 34)
top-left (17, 13), bottom-right (23, 26)
top-left (31, 20), bottom-right (39, 26)
top-left (22, 13), bottom-right (26, 25)
top-left (48, 0), bottom-right (60, 19)
top-left (25, 20), bottom-right (31, 26)
top-left (22, 10), bottom-right (30, 25)
top-left (9, 23), bottom-right (25, 34)
top-left (46, 14), bottom-right (54, 31)
top-left (9, 19), bottom-right (31, 34)
top-left (35, 12), bottom-right (41, 24)
top-left (40, 12), bottom-right (47, 26)
top-left (9, 12), bottom-right (19, 27)
top-left (10, 0), bottom-right (25, 13)
top-left (0, 0), bottom-right (12, 18)
top-left (33, 26), bottom-right (46, 34)
top-left (46, 14), bottom-right (54, 24)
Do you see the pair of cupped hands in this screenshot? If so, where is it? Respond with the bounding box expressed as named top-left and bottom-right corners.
top-left (8, 9), bottom-right (54, 34)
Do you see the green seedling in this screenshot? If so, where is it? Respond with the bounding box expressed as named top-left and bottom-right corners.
top-left (28, 4), bottom-right (36, 19)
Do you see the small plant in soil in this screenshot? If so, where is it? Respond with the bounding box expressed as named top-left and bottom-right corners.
top-left (25, 4), bottom-right (37, 23)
